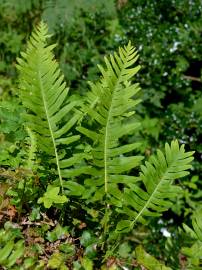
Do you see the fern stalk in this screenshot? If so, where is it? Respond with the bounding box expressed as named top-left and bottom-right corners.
top-left (38, 72), bottom-right (64, 191)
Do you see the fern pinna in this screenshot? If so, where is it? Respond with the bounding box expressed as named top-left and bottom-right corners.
top-left (16, 22), bottom-right (83, 192)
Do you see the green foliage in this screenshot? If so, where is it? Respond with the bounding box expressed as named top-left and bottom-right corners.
top-left (44, 0), bottom-right (120, 96)
top-left (0, 222), bottom-right (25, 268)
top-left (0, 0), bottom-right (41, 80)
top-left (46, 223), bottom-right (69, 242)
top-left (38, 185), bottom-right (68, 208)
top-left (17, 22), bottom-right (84, 192)
top-left (118, 0), bottom-right (202, 209)
top-left (135, 245), bottom-right (171, 270)
top-left (5, 22), bottom-right (194, 269)
top-left (0, 101), bottom-right (24, 137)
top-left (0, 239), bottom-right (24, 268)
top-left (181, 207), bottom-right (202, 268)
top-left (116, 141), bottom-right (194, 232)
top-left (191, 208), bottom-right (202, 242)
top-left (1, 0), bottom-right (40, 14)
top-left (48, 252), bottom-right (69, 269)
top-left (80, 231), bottom-right (99, 259)
top-left (118, 0), bottom-right (202, 108)
top-left (42, 0), bottom-right (116, 32)
top-left (0, 5), bottom-right (200, 267)
top-left (0, 99), bottom-right (26, 167)
top-left (0, 221), bottom-right (75, 269)
top-left (78, 41), bottom-right (143, 204)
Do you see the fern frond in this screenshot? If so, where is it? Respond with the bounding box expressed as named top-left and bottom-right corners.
top-left (183, 207), bottom-right (202, 242)
top-left (182, 207), bottom-right (202, 268)
top-left (192, 207), bottom-right (202, 242)
top-left (17, 22), bottom-right (82, 191)
top-left (77, 42), bottom-right (143, 203)
top-left (116, 140), bottom-right (194, 232)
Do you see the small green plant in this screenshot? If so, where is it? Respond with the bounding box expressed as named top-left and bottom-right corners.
top-left (38, 185), bottom-right (68, 208)
top-left (1, 21), bottom-right (196, 268)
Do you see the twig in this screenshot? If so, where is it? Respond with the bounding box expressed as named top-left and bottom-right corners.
top-left (20, 220), bottom-right (55, 226)
top-left (183, 75), bottom-right (201, 82)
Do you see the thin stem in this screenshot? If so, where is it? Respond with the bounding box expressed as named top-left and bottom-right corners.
top-left (38, 70), bottom-right (64, 193)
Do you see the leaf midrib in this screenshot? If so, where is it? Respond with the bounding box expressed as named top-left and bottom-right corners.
top-left (132, 152), bottom-right (181, 226)
top-left (37, 69), bottom-right (64, 192)
top-left (104, 48), bottom-right (131, 194)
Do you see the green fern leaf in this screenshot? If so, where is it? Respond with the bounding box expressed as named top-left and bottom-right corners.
top-left (183, 207), bottom-right (202, 242)
top-left (192, 207), bottom-right (202, 242)
top-left (116, 140), bottom-right (194, 232)
top-left (16, 22), bottom-right (84, 191)
top-left (77, 42), bottom-right (143, 203)
top-left (182, 208), bottom-right (202, 268)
